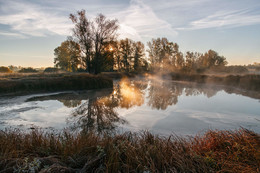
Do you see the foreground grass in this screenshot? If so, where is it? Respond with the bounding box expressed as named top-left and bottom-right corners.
top-left (0, 129), bottom-right (259, 172)
top-left (0, 73), bottom-right (113, 94)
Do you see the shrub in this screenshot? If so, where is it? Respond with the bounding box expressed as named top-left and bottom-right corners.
top-left (44, 67), bottom-right (59, 73)
top-left (19, 67), bottom-right (38, 73)
top-left (0, 66), bottom-right (12, 73)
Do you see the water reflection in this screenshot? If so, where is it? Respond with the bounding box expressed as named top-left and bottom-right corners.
top-left (115, 79), bottom-right (146, 108)
top-left (58, 100), bottom-right (82, 108)
top-left (70, 97), bottom-right (125, 134)
top-left (147, 81), bottom-right (182, 110)
top-left (22, 77), bottom-right (260, 134)
top-left (67, 78), bottom-right (229, 133)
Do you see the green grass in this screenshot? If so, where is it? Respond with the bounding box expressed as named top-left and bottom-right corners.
top-left (0, 73), bottom-right (113, 94)
top-left (0, 128), bottom-right (259, 172)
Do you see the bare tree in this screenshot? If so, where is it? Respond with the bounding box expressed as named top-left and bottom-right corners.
top-left (70, 10), bottom-right (119, 74)
top-left (92, 14), bottom-right (119, 74)
top-left (70, 10), bottom-right (92, 72)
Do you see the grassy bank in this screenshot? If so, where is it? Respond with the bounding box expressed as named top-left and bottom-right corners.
top-left (0, 128), bottom-right (259, 172)
top-left (171, 73), bottom-right (260, 91)
top-left (0, 73), bottom-right (113, 94)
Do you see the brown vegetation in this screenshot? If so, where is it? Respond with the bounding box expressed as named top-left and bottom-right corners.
top-left (0, 66), bottom-right (12, 73)
top-left (0, 128), bottom-right (259, 172)
top-left (0, 73), bottom-right (113, 94)
top-left (171, 73), bottom-right (260, 91)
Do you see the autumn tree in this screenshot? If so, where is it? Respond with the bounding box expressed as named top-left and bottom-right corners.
top-left (54, 39), bottom-right (81, 72)
top-left (119, 38), bottom-right (134, 72)
top-left (133, 41), bottom-right (145, 71)
top-left (147, 38), bottom-right (183, 71)
top-left (111, 41), bottom-right (122, 71)
top-left (184, 51), bottom-right (201, 72)
top-left (198, 49), bottom-right (227, 69)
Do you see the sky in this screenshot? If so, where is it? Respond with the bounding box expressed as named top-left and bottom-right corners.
top-left (0, 0), bottom-right (259, 67)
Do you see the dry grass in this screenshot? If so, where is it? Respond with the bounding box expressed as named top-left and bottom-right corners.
top-left (0, 128), bottom-right (259, 172)
top-left (0, 73), bottom-right (113, 94)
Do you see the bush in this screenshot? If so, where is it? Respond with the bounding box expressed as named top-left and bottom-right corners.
top-left (0, 66), bottom-right (12, 73)
top-left (19, 67), bottom-right (38, 73)
top-left (77, 68), bottom-right (86, 72)
top-left (44, 67), bottom-right (59, 73)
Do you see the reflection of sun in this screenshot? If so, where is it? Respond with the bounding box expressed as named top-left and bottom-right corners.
top-left (120, 79), bottom-right (142, 103)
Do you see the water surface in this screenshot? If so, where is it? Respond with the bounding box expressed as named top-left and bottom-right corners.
top-left (0, 77), bottom-right (259, 136)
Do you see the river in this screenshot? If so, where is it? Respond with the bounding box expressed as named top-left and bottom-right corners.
top-left (0, 77), bottom-right (259, 136)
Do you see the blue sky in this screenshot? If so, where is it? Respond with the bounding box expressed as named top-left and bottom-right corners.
top-left (0, 0), bottom-right (259, 67)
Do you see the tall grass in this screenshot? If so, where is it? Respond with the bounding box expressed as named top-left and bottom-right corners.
top-left (0, 128), bottom-right (259, 172)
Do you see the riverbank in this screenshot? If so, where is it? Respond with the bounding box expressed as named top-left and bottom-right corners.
top-left (0, 73), bottom-right (113, 95)
top-left (0, 128), bottom-right (259, 172)
top-left (171, 73), bottom-right (260, 92)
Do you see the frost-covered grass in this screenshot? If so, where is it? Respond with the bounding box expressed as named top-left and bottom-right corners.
top-left (0, 128), bottom-right (259, 172)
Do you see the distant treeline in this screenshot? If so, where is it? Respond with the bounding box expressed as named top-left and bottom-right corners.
top-left (51, 10), bottom-right (260, 74)
top-left (1, 10), bottom-right (259, 75)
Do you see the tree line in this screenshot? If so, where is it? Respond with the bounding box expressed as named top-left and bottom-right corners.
top-left (54, 10), bottom-right (228, 74)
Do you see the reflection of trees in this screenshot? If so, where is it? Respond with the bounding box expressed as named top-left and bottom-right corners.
top-left (184, 84), bottom-right (218, 98)
top-left (147, 81), bottom-right (183, 110)
top-left (68, 78), bottom-right (223, 133)
top-left (58, 99), bottom-right (82, 108)
top-left (147, 80), bottom-right (220, 110)
top-left (70, 97), bottom-right (125, 134)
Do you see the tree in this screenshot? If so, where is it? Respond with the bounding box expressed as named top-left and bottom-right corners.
top-left (185, 51), bottom-right (201, 72)
top-left (147, 38), bottom-right (182, 71)
top-left (119, 38), bottom-right (134, 72)
top-left (54, 39), bottom-right (81, 72)
top-left (198, 50), bottom-right (227, 69)
top-left (0, 66), bottom-right (12, 73)
top-left (133, 41), bottom-right (145, 71)
top-left (70, 10), bottom-right (93, 72)
top-left (111, 41), bottom-right (122, 71)
top-left (70, 10), bottom-right (119, 74)
top-left (92, 14), bottom-right (119, 74)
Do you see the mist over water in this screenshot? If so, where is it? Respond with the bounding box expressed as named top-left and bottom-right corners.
top-left (0, 77), bottom-right (259, 136)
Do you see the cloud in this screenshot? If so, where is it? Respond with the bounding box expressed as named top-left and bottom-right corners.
top-left (0, 0), bottom-right (177, 41)
top-left (0, 1), bottom-right (73, 37)
top-left (178, 9), bottom-right (260, 30)
top-left (0, 31), bottom-right (26, 38)
top-left (114, 0), bottom-right (178, 41)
